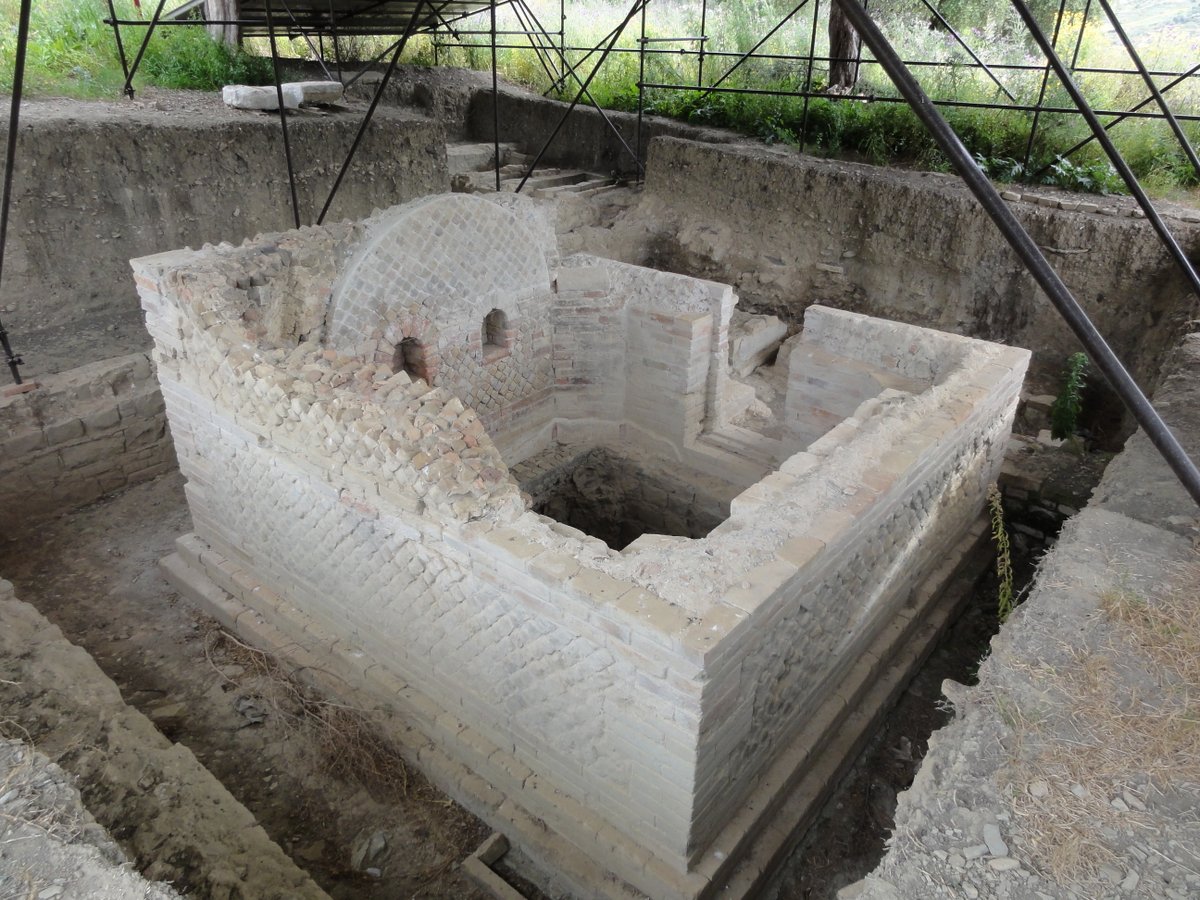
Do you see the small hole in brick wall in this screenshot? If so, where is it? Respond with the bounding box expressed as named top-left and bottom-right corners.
top-left (482, 308), bottom-right (510, 361)
top-left (517, 447), bottom-right (728, 551)
top-left (393, 337), bottom-right (432, 383)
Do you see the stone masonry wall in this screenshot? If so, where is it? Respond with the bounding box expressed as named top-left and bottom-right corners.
top-left (134, 198), bottom-right (1029, 899)
top-left (0, 353), bottom-right (173, 535)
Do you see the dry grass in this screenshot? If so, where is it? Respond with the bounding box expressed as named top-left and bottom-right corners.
top-left (1002, 554), bottom-right (1200, 885)
top-left (203, 627), bottom-right (411, 798)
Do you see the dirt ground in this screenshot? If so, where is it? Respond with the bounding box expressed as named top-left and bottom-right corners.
top-left (0, 473), bottom-right (499, 900)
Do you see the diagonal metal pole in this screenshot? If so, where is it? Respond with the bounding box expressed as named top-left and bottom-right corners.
top-left (105, 0), bottom-right (132, 90)
top-left (916, 0), bottom-right (1015, 100)
top-left (123, 0), bottom-right (169, 99)
top-left (516, 0), bottom-right (647, 194)
top-left (265, 0), bottom-right (302, 229)
top-left (517, 0), bottom-right (644, 177)
top-left (1028, 62), bottom-right (1200, 182)
top-left (1009, 0), bottom-right (1200, 302)
top-left (832, 0), bottom-right (1200, 507)
top-left (0, 0), bottom-right (32, 384)
top-left (1022, 0), bottom-right (1068, 170)
top-left (698, 0), bottom-right (810, 102)
top-left (316, 0), bottom-right (428, 224)
top-left (491, 0), bottom-right (501, 191)
top-left (1096, 0), bottom-right (1200, 182)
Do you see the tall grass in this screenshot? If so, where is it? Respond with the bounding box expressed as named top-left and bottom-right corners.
top-left (0, 0), bottom-right (272, 97)
top-left (434, 0), bottom-right (1200, 192)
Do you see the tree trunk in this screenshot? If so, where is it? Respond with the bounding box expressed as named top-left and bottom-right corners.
top-left (827, 5), bottom-right (861, 90)
top-left (205, 0), bottom-right (240, 47)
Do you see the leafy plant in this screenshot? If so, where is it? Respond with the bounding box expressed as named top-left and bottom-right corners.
top-left (988, 483), bottom-right (1015, 623)
top-left (1050, 351), bottom-right (1090, 440)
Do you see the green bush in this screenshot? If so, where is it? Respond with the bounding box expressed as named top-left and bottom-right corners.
top-left (139, 26), bottom-right (273, 91)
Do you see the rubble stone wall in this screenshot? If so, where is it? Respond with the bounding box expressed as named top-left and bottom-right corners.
top-left (0, 353), bottom-right (174, 534)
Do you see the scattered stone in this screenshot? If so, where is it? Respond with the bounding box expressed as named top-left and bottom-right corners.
top-left (1027, 779), bottom-right (1049, 798)
top-left (814, 262), bottom-right (845, 276)
top-left (988, 857), bottom-right (1021, 872)
top-left (948, 852), bottom-right (965, 868)
top-left (1121, 870), bottom-right (1140, 891)
top-left (963, 844), bottom-right (989, 860)
top-left (350, 829), bottom-right (388, 870)
top-left (233, 695), bottom-right (268, 725)
top-left (1077, 201), bottom-right (1099, 213)
top-left (1122, 789), bottom-right (1146, 811)
top-left (728, 312), bottom-right (787, 377)
top-left (1099, 864), bottom-right (1123, 883)
top-left (37, 887), bottom-right (63, 899)
top-left (962, 883), bottom-right (979, 898)
top-left (1070, 783), bottom-right (1089, 799)
top-left (983, 823), bottom-right (1008, 857)
top-left (1110, 796), bottom-right (1129, 812)
top-left (1037, 429), bottom-right (1065, 448)
top-left (1000, 190), bottom-right (1021, 201)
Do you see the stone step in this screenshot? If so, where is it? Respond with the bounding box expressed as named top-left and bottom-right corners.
top-left (445, 141), bottom-right (523, 176)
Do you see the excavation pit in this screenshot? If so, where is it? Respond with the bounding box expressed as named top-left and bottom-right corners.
top-left (517, 446), bottom-right (728, 550)
top-left (133, 192), bottom-right (1029, 899)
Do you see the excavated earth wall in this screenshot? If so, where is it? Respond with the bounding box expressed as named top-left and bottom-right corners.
top-left (639, 137), bottom-right (1200, 395)
top-left (2, 99), bottom-right (445, 375)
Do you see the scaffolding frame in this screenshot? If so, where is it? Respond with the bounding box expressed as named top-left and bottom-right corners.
top-left (0, 1), bottom-right (1198, 504)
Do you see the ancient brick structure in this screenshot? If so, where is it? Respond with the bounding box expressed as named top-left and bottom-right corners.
top-left (133, 193), bottom-right (1028, 898)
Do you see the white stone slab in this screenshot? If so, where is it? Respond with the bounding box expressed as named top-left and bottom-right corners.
top-left (291, 80), bottom-right (344, 106)
top-left (221, 84), bottom-right (299, 111)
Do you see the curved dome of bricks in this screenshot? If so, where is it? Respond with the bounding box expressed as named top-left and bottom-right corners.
top-left (326, 193), bottom-right (551, 351)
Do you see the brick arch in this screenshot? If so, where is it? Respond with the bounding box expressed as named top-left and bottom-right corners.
top-left (326, 194), bottom-right (551, 351)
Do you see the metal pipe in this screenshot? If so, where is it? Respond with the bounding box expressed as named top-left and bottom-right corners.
top-left (1010, 0), bottom-right (1200, 302)
top-left (799, 0), bottom-right (820, 148)
top-left (264, 0), bottom-right (302, 229)
top-left (698, 0), bottom-right (708, 88)
top-left (105, 0), bottom-right (132, 90)
top-left (1096, 0), bottom-right (1200, 182)
top-left (316, 0), bottom-right (427, 224)
top-left (281, 0), bottom-right (335, 81)
top-left (516, 0), bottom-right (646, 194)
top-left (1069, 0), bottom-right (1092, 70)
top-left (491, 0), bottom-right (501, 191)
top-left (636, 0), bottom-right (646, 179)
top-left (916, 0), bottom-right (1015, 100)
top-left (123, 0), bottom-right (170, 99)
top-left (636, 79), bottom-right (1200, 121)
top-left (832, 0), bottom-right (1200, 507)
top-left (0, 0), bottom-right (32, 384)
top-left (697, 0), bottom-right (810, 101)
top-left (517, 0), bottom-right (644, 176)
top-left (1022, 0), bottom-right (1069, 169)
top-left (1028, 62), bottom-right (1200, 181)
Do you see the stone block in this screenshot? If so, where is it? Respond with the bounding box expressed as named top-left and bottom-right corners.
top-left (222, 84), bottom-right (300, 111)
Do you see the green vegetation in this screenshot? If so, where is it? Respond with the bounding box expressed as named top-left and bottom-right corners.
top-left (0, 1), bottom-right (1197, 193)
top-left (1050, 351), bottom-right (1091, 441)
top-left (433, 0), bottom-right (1200, 193)
top-left (987, 483), bottom-right (1015, 623)
top-left (0, 1), bottom-right (271, 97)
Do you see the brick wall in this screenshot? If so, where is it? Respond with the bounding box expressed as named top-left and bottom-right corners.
top-left (0, 353), bottom-right (174, 534)
top-left (134, 195), bottom-right (1029, 898)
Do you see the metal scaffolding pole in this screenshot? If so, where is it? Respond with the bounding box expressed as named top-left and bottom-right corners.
top-left (516, 0), bottom-right (647, 194)
top-left (1010, 0), bottom-right (1200, 302)
top-left (1096, 0), bottom-right (1200, 182)
top-left (316, 0), bottom-right (430, 224)
top-left (265, 0), bottom-right (302, 229)
top-left (0, 0), bottom-right (31, 385)
top-left (123, 0), bottom-right (170, 99)
top-left (831, 0), bottom-right (1200, 507)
